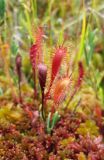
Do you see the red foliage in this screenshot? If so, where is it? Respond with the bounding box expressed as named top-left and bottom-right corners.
top-left (30, 44), bottom-right (38, 70)
top-left (77, 61), bottom-right (84, 87)
top-left (46, 46), bottom-right (67, 98)
top-left (1, 112), bottom-right (104, 159)
top-left (51, 46), bottom-right (67, 82)
top-left (53, 78), bottom-right (69, 104)
top-left (30, 27), bottom-right (44, 70)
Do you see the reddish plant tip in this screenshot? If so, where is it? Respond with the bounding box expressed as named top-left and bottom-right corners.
top-left (36, 27), bottom-right (44, 63)
top-left (16, 54), bottom-right (22, 81)
top-left (30, 44), bottom-right (37, 69)
top-left (16, 54), bottom-right (22, 68)
top-left (30, 27), bottom-right (44, 70)
top-left (38, 63), bottom-right (47, 92)
top-left (77, 61), bottom-right (84, 87)
top-left (51, 46), bottom-right (67, 82)
top-left (36, 27), bottom-right (44, 44)
top-left (53, 78), bottom-right (69, 104)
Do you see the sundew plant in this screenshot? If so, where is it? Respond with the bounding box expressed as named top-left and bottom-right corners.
top-left (0, 0), bottom-right (104, 159)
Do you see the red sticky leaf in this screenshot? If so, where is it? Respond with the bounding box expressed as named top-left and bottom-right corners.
top-left (51, 46), bottom-right (67, 82)
top-left (45, 46), bottom-right (67, 99)
top-left (35, 27), bottom-right (44, 63)
top-left (53, 78), bottom-right (69, 104)
top-left (36, 27), bottom-right (44, 46)
top-left (30, 27), bottom-right (44, 70)
top-left (30, 44), bottom-right (38, 69)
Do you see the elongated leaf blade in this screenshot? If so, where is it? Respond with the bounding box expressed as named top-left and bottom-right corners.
top-left (0, 0), bottom-right (5, 21)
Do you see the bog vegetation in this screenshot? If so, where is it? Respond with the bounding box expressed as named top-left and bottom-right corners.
top-left (0, 0), bottom-right (104, 159)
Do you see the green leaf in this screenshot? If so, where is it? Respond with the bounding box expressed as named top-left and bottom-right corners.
top-left (99, 77), bottom-right (104, 105)
top-left (46, 111), bottom-right (60, 134)
top-left (51, 111), bottom-right (60, 129)
top-left (77, 11), bottom-right (86, 61)
top-left (0, 0), bottom-right (5, 21)
top-left (46, 112), bottom-right (51, 134)
top-left (10, 40), bottom-right (19, 55)
top-left (0, 87), bottom-right (3, 95)
top-left (84, 25), bottom-right (98, 66)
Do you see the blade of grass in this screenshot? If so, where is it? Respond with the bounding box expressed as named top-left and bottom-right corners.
top-left (31, 0), bottom-right (38, 26)
top-left (77, 10), bottom-right (86, 60)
